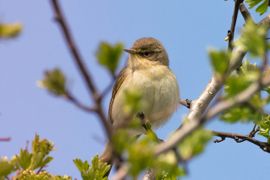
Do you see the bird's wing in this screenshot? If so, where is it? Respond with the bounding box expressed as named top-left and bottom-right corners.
top-left (109, 67), bottom-right (128, 124)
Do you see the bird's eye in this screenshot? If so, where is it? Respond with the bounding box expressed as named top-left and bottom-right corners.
top-left (140, 51), bottom-right (152, 58)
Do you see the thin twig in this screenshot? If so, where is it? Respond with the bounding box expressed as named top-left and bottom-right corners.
top-left (50, 0), bottom-right (112, 138)
top-left (99, 78), bottom-right (115, 100)
top-left (65, 91), bottom-right (97, 112)
top-left (0, 137), bottom-right (11, 142)
top-left (228, 0), bottom-right (243, 50)
top-left (179, 99), bottom-right (192, 109)
top-left (212, 130), bottom-right (270, 152)
top-left (248, 124), bottom-right (259, 138)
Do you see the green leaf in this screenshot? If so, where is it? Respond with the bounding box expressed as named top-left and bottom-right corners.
top-left (38, 68), bottom-right (67, 96)
top-left (112, 130), bottom-right (133, 154)
top-left (221, 105), bottom-right (262, 123)
top-left (124, 89), bottom-right (142, 115)
top-left (0, 135), bottom-right (71, 179)
top-left (96, 42), bottom-right (123, 75)
top-left (245, 0), bottom-right (269, 15)
top-left (73, 159), bottom-right (90, 174)
top-left (0, 23), bottom-right (22, 38)
top-left (155, 152), bottom-right (186, 179)
top-left (15, 149), bottom-right (32, 170)
top-left (225, 75), bottom-right (252, 97)
top-left (27, 135), bottom-right (54, 170)
top-left (224, 61), bottom-right (259, 97)
top-left (257, 114), bottom-right (270, 142)
top-left (32, 134), bottom-right (54, 156)
top-left (127, 137), bottom-right (155, 177)
top-left (209, 49), bottom-right (230, 77)
top-left (179, 129), bottom-right (212, 160)
top-left (0, 157), bottom-right (16, 178)
top-left (15, 169), bottom-right (71, 180)
top-left (73, 155), bottom-right (110, 180)
top-left (234, 19), bottom-right (268, 57)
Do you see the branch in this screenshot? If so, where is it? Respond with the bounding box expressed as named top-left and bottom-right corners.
top-left (179, 99), bottom-right (192, 109)
top-left (0, 137), bottom-right (11, 142)
top-left (99, 78), bottom-right (115, 100)
top-left (155, 46), bottom-right (246, 156)
top-left (114, 13), bottom-right (270, 178)
top-left (65, 91), bottom-right (96, 112)
top-left (154, 12), bottom-right (270, 156)
top-left (228, 0), bottom-right (243, 50)
top-left (239, 2), bottom-right (252, 21)
top-left (212, 130), bottom-right (270, 152)
top-left (50, 0), bottom-right (112, 138)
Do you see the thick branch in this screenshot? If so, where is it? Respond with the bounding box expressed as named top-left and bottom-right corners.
top-left (154, 13), bottom-right (270, 156)
top-left (239, 3), bottom-right (252, 21)
top-left (50, 0), bottom-right (112, 138)
top-left (114, 11), bottom-right (270, 179)
top-left (155, 46), bottom-right (246, 155)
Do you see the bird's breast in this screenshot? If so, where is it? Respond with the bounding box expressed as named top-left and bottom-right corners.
top-left (111, 65), bottom-right (179, 129)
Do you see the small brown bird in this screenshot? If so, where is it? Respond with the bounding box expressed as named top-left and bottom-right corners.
top-left (101, 37), bottom-right (179, 165)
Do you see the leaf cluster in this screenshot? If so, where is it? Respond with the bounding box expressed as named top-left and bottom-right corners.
top-left (245, 0), bottom-right (269, 15)
top-left (235, 19), bottom-right (268, 57)
top-left (38, 68), bottom-right (67, 96)
top-left (73, 155), bottom-right (111, 180)
top-left (0, 135), bottom-right (71, 180)
top-left (178, 129), bottom-right (213, 160)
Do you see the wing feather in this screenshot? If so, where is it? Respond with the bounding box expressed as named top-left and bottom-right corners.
top-left (109, 67), bottom-right (128, 124)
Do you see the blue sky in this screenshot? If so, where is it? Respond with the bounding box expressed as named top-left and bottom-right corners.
top-left (1, 0), bottom-right (269, 179)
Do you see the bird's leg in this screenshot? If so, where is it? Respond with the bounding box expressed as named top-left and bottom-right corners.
top-left (136, 112), bottom-right (161, 142)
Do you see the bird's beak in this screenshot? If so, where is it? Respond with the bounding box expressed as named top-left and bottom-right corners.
top-left (124, 48), bottom-right (137, 54)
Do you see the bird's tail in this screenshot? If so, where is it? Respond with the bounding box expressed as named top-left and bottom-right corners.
top-left (100, 142), bottom-right (113, 164)
top-left (100, 142), bottom-right (114, 177)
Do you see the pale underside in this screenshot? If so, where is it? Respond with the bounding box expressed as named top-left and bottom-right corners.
top-left (110, 59), bottom-right (179, 133)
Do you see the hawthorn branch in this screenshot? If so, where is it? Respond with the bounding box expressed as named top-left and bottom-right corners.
top-left (155, 46), bottom-right (246, 156)
top-left (179, 99), bottom-right (192, 109)
top-left (50, 0), bottom-right (112, 138)
top-left (249, 124), bottom-right (260, 138)
top-left (239, 2), bottom-right (252, 21)
top-left (212, 130), bottom-right (270, 152)
top-left (154, 12), bottom-right (270, 157)
top-left (114, 46), bottom-right (248, 179)
top-left (115, 13), bottom-right (270, 179)
top-left (228, 0), bottom-right (243, 50)
top-left (65, 91), bottom-right (97, 112)
top-left (100, 78), bottom-right (115, 100)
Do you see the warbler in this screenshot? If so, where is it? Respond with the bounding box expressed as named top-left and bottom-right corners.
top-left (101, 37), bottom-right (179, 164)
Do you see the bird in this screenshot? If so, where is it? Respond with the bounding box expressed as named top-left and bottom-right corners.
top-left (100, 37), bottom-right (180, 166)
